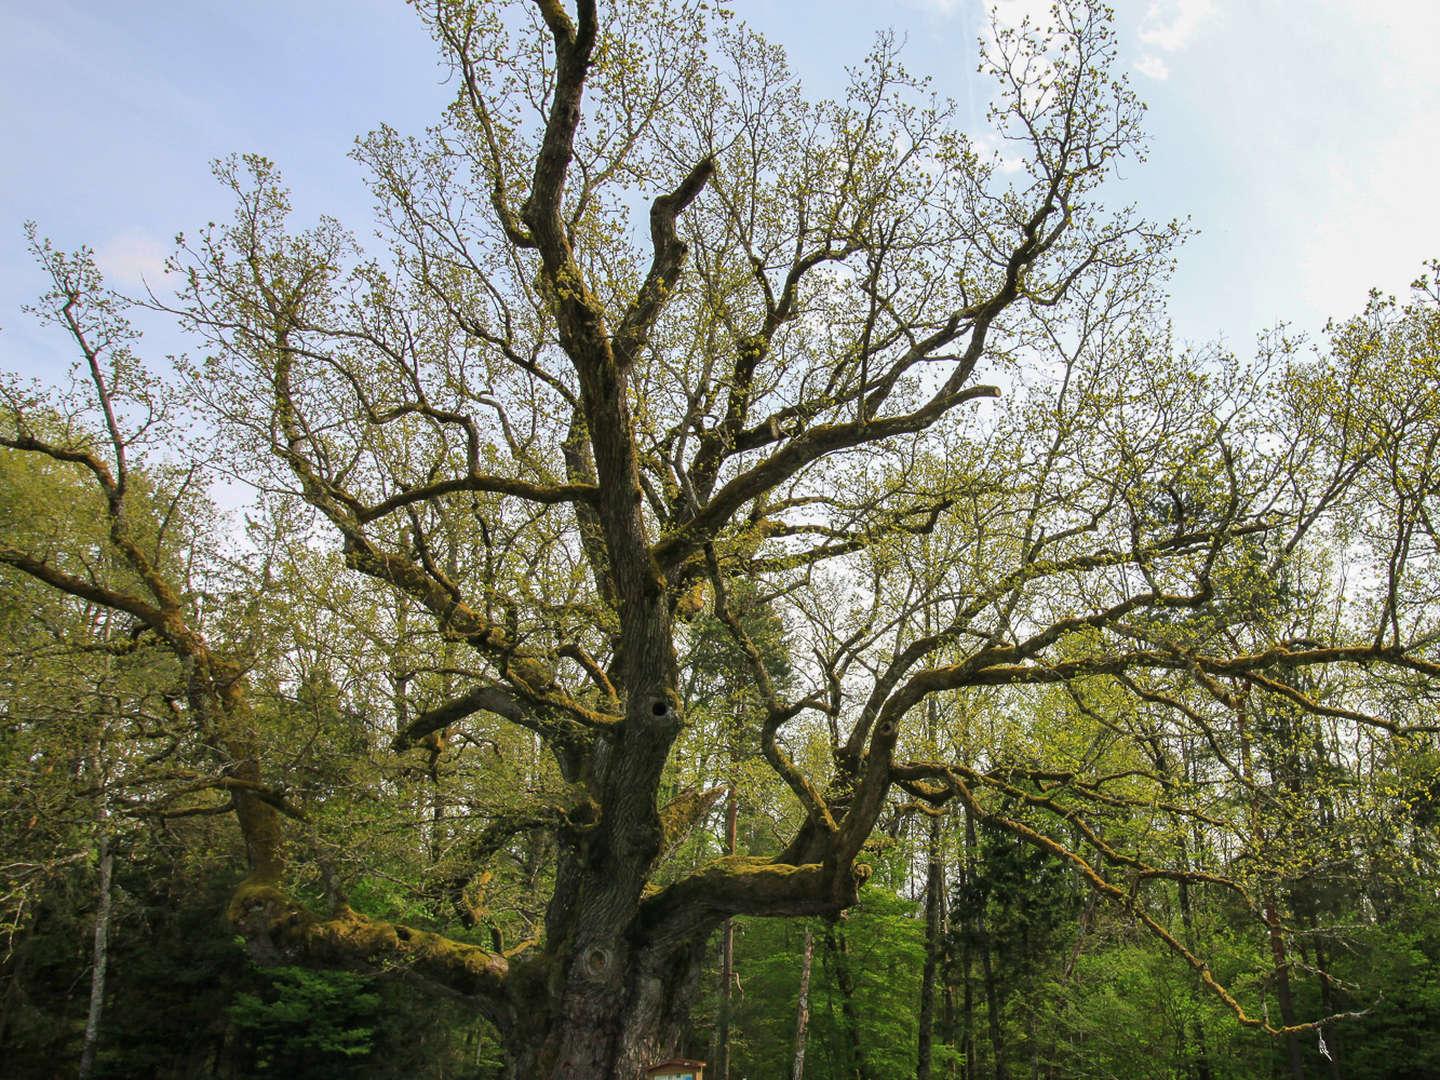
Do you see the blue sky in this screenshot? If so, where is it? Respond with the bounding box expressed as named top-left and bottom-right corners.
top-left (3, 0), bottom-right (1438, 378)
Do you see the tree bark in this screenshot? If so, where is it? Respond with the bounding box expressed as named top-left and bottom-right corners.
top-left (1177, 876), bottom-right (1214, 1080)
top-left (1312, 932), bottom-right (1342, 1080)
top-left (968, 805), bottom-right (1006, 1080)
top-left (1266, 898), bottom-right (1307, 1080)
top-left (824, 924), bottom-right (874, 1080)
top-left (792, 925), bottom-right (815, 1080)
top-left (917, 813), bottom-right (945, 1080)
top-left (942, 978), bottom-right (958, 1080)
top-left (77, 826), bottom-right (112, 1080)
top-left (712, 787), bottom-right (739, 1080)
top-left (1235, 687), bottom-right (1304, 1080)
top-left (962, 943), bottom-right (977, 1080)
top-left (979, 915), bottom-right (1005, 1080)
top-left (960, 811), bottom-right (978, 1080)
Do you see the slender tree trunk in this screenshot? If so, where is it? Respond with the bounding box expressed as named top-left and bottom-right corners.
top-left (918, 813), bottom-right (945, 1080)
top-left (78, 827), bottom-right (112, 1080)
top-left (1265, 898), bottom-right (1306, 1080)
top-left (1306, 791), bottom-right (1343, 1080)
top-left (916, 677), bottom-right (944, 1080)
top-left (965, 810), bottom-right (1007, 1080)
top-left (1177, 876), bottom-right (1214, 1080)
top-left (960, 810), bottom-right (977, 1080)
top-left (1313, 932), bottom-right (1342, 1080)
top-left (1176, 740), bottom-right (1215, 1080)
top-left (978, 895), bottom-right (1005, 1080)
top-left (824, 925), bottom-right (874, 1080)
top-left (712, 787), bottom-right (738, 1080)
top-left (942, 977), bottom-right (958, 1079)
top-left (1234, 686), bottom-right (1304, 1080)
top-left (1296, 765), bottom-right (1342, 1080)
top-left (0, 955), bottom-right (18, 1053)
top-left (962, 949), bottom-right (977, 1080)
top-left (792, 925), bottom-right (815, 1080)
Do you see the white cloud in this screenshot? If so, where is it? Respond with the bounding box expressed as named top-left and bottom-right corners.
top-left (989, 0), bottom-right (1056, 30)
top-left (94, 227), bottom-right (170, 291)
top-left (1137, 0), bottom-right (1217, 52)
top-left (1133, 0), bottom-right (1215, 83)
top-left (1154, 0), bottom-right (1440, 348)
top-left (972, 130), bottom-right (1027, 174)
top-left (1293, 104), bottom-right (1440, 327)
top-left (888, 0), bottom-right (969, 16)
top-left (1134, 54), bottom-right (1170, 80)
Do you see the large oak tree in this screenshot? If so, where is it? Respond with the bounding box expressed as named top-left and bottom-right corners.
top-left (7, 2), bottom-right (1440, 1078)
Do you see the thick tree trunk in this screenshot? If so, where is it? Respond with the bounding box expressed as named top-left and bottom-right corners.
top-left (506, 932), bottom-right (708, 1080)
top-left (792, 925), bottom-right (815, 1080)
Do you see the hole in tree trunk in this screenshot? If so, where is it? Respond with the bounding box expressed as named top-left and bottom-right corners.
top-left (585, 946), bottom-right (611, 976)
top-left (651, 700), bottom-right (668, 717)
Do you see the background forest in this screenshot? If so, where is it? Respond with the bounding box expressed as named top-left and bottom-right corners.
top-left (4, 0), bottom-right (1440, 1078)
top-left (6, 302), bottom-right (1440, 1076)
top-left (6, 523), bottom-right (1440, 1080)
